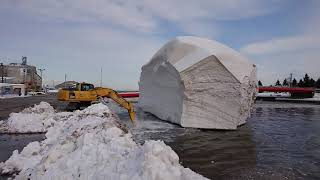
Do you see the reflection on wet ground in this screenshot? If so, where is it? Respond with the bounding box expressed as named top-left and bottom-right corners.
top-left (1, 96), bottom-right (320, 179)
top-left (114, 102), bottom-right (320, 180)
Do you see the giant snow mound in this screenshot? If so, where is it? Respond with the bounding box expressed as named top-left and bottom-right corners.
top-left (0, 102), bottom-right (207, 180)
top-left (139, 36), bottom-right (257, 129)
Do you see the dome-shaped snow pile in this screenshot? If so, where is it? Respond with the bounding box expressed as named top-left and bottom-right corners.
top-left (0, 102), bottom-right (208, 180)
top-left (139, 36), bottom-right (257, 129)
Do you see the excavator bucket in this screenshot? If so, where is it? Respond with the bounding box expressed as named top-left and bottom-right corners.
top-left (127, 102), bottom-right (136, 124)
top-left (128, 110), bottom-right (136, 124)
top-left (99, 97), bottom-right (136, 124)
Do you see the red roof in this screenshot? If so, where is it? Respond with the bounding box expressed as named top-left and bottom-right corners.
top-left (258, 87), bottom-right (315, 93)
top-left (118, 92), bottom-right (139, 98)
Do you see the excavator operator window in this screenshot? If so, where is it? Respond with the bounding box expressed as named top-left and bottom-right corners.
top-left (81, 84), bottom-right (94, 91)
top-left (76, 84), bottom-right (81, 91)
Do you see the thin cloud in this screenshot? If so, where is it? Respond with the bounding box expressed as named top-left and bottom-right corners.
top-left (2, 0), bottom-right (317, 89)
top-left (142, 0), bottom-right (285, 21)
top-left (240, 35), bottom-right (320, 55)
top-left (1, 0), bottom-right (285, 33)
top-left (240, 2), bottom-right (320, 85)
top-left (240, 0), bottom-right (320, 56)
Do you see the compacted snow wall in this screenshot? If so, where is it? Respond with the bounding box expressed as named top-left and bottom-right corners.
top-left (139, 36), bottom-right (257, 130)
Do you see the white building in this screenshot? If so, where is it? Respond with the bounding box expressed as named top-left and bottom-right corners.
top-left (0, 83), bottom-right (26, 98)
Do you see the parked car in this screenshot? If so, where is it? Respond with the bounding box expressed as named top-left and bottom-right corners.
top-left (28, 91), bottom-right (46, 96)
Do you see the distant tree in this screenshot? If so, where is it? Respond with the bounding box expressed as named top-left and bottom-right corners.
top-left (310, 78), bottom-right (316, 87)
top-left (275, 79), bottom-right (281, 86)
top-left (316, 78), bottom-right (320, 88)
top-left (292, 78), bottom-right (297, 87)
top-left (303, 73), bottom-right (310, 87)
top-left (283, 79), bottom-right (289, 86)
top-left (298, 79), bottom-right (304, 87)
top-left (258, 80), bottom-right (263, 86)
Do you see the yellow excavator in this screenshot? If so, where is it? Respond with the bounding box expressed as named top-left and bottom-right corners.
top-left (57, 82), bottom-right (135, 123)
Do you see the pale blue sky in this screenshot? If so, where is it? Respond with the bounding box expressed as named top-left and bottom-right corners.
top-left (0, 0), bottom-right (319, 89)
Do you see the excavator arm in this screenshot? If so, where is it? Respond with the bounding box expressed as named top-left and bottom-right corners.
top-left (92, 87), bottom-right (136, 124)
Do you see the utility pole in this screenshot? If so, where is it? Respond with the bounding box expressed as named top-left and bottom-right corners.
top-left (100, 67), bottom-right (102, 87)
top-left (0, 63), bottom-right (4, 83)
top-left (38, 68), bottom-right (45, 89)
top-left (64, 74), bottom-right (67, 88)
top-left (23, 68), bottom-right (26, 85)
top-left (289, 73), bottom-right (293, 87)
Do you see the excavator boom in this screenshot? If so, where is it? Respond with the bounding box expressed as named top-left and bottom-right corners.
top-left (93, 87), bottom-right (136, 124)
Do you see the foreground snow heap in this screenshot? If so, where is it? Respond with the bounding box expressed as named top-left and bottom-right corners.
top-left (139, 36), bottom-right (257, 129)
top-left (0, 102), bottom-right (56, 133)
top-left (0, 102), bottom-right (207, 180)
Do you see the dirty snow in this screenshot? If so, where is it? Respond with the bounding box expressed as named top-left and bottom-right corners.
top-left (0, 102), bottom-right (207, 180)
top-left (139, 36), bottom-right (256, 129)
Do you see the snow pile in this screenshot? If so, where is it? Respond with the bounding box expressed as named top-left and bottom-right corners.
top-left (0, 102), bottom-right (207, 180)
top-left (139, 36), bottom-right (257, 129)
top-left (0, 102), bottom-right (60, 133)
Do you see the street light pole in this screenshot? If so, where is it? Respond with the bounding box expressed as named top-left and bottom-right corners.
top-left (64, 74), bottom-right (67, 88)
top-left (38, 68), bottom-right (45, 89)
top-left (0, 63), bottom-right (4, 83)
top-left (289, 73), bottom-right (293, 87)
top-left (100, 67), bottom-right (102, 87)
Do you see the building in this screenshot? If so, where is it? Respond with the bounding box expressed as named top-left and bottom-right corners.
top-left (0, 83), bottom-right (26, 97)
top-left (0, 57), bottom-right (42, 90)
top-left (55, 81), bottom-right (78, 89)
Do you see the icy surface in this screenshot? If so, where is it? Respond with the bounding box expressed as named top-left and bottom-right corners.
top-left (0, 102), bottom-right (207, 180)
top-left (139, 36), bottom-right (257, 129)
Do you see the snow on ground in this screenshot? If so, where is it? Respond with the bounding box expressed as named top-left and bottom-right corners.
top-left (0, 102), bottom-right (208, 180)
top-left (0, 102), bottom-right (63, 133)
top-left (257, 92), bottom-right (290, 98)
top-left (312, 93), bottom-right (320, 100)
top-left (0, 95), bottom-right (30, 99)
top-left (276, 93), bottom-right (320, 102)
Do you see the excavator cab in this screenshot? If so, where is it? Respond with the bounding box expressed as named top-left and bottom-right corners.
top-left (77, 83), bottom-right (94, 91)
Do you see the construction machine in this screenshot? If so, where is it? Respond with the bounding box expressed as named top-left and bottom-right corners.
top-left (57, 82), bottom-right (136, 123)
